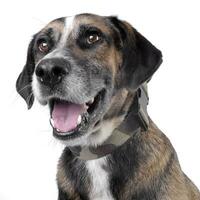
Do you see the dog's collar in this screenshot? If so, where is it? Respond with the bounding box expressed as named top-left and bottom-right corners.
top-left (68, 83), bottom-right (149, 160)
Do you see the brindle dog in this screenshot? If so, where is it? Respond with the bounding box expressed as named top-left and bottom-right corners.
top-left (16, 14), bottom-right (200, 200)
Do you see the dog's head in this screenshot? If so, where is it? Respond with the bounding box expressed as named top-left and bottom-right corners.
top-left (16, 14), bottom-right (162, 146)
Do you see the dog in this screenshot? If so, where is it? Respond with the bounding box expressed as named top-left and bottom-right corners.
top-left (16, 13), bottom-right (200, 200)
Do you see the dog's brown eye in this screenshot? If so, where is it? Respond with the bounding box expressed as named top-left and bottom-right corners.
top-left (87, 34), bottom-right (100, 44)
top-left (38, 41), bottom-right (49, 53)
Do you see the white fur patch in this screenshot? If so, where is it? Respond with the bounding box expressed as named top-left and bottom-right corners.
top-left (86, 157), bottom-right (114, 200)
top-left (59, 16), bottom-right (75, 48)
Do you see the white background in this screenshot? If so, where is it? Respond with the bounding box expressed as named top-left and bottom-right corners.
top-left (0, 0), bottom-right (200, 199)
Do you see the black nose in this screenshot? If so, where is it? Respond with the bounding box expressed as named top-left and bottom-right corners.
top-left (35, 58), bottom-right (70, 87)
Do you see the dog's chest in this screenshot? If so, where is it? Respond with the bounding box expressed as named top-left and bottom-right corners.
top-left (86, 158), bottom-right (114, 200)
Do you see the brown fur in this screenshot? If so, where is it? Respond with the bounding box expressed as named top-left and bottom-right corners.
top-left (42, 19), bottom-right (65, 35)
top-left (57, 155), bottom-right (91, 200)
top-left (57, 160), bottom-right (78, 199)
top-left (118, 120), bottom-right (200, 199)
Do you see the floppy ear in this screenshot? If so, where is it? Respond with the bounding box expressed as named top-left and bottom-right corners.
top-left (16, 38), bottom-right (35, 109)
top-left (109, 17), bottom-right (162, 90)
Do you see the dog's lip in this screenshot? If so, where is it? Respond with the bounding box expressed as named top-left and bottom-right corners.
top-left (48, 89), bottom-right (106, 139)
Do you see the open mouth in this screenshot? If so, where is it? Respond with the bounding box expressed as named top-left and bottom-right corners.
top-left (49, 89), bottom-right (105, 140)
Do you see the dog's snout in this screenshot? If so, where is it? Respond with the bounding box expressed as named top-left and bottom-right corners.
top-left (35, 58), bottom-right (70, 87)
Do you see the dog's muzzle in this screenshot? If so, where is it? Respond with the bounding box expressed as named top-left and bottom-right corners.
top-left (36, 58), bottom-right (83, 133)
top-left (35, 57), bottom-right (109, 140)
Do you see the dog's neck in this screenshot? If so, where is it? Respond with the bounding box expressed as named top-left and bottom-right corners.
top-left (68, 83), bottom-right (149, 160)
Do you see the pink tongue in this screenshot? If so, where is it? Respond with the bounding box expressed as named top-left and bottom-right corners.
top-left (52, 101), bottom-right (84, 132)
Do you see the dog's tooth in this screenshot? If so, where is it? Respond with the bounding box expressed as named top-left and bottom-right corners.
top-left (77, 115), bottom-right (81, 124)
top-left (50, 118), bottom-right (55, 127)
top-left (90, 98), bottom-right (94, 103)
top-left (85, 104), bottom-right (89, 110)
top-left (88, 98), bottom-right (94, 105)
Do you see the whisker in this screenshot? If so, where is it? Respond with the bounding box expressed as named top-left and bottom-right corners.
top-left (10, 84), bottom-right (32, 106)
top-left (17, 84), bottom-right (32, 94)
top-left (26, 92), bottom-right (34, 105)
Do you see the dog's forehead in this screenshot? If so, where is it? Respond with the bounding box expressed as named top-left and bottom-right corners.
top-left (74, 14), bottom-right (110, 31)
top-left (41, 14), bottom-right (111, 39)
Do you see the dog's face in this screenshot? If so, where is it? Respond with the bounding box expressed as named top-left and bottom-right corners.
top-left (16, 14), bottom-right (162, 146)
